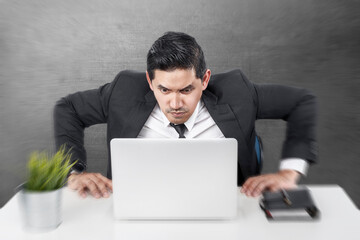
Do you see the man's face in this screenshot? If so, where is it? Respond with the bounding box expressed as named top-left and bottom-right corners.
top-left (146, 68), bottom-right (211, 124)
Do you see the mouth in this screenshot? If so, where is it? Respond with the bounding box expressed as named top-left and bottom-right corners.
top-left (170, 112), bottom-right (186, 118)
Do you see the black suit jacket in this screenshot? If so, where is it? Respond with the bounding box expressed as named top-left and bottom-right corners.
top-left (54, 69), bottom-right (317, 185)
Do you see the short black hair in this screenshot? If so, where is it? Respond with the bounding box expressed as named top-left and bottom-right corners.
top-left (147, 31), bottom-right (207, 81)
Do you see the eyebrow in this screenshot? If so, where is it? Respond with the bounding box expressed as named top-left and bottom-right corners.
top-left (157, 84), bottom-right (194, 91)
top-left (157, 85), bottom-right (168, 90)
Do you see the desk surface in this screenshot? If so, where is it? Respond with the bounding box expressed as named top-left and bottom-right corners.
top-left (1, 185), bottom-right (359, 240)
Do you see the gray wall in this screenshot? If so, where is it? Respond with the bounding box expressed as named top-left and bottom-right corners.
top-left (1, 0), bottom-right (359, 208)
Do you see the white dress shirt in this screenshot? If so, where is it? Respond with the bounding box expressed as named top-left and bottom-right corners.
top-left (137, 100), bottom-right (308, 175)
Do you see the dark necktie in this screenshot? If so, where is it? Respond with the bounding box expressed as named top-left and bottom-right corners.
top-left (170, 123), bottom-right (186, 138)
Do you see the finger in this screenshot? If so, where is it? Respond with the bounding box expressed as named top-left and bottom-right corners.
top-left (107, 180), bottom-right (113, 193)
top-left (78, 183), bottom-right (88, 198)
top-left (90, 174), bottom-right (111, 198)
top-left (251, 178), bottom-right (275, 197)
top-left (242, 179), bottom-right (257, 195)
top-left (241, 177), bottom-right (257, 193)
top-left (94, 174), bottom-right (113, 192)
top-left (240, 181), bottom-right (248, 193)
top-left (67, 174), bottom-right (79, 190)
top-left (244, 176), bottom-right (264, 196)
top-left (84, 178), bottom-right (102, 198)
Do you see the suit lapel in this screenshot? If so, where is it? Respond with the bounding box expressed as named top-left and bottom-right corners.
top-left (121, 90), bottom-right (157, 138)
top-left (201, 90), bottom-right (243, 139)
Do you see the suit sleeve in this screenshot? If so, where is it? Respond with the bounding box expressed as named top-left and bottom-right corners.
top-left (53, 76), bottom-right (119, 171)
top-left (251, 81), bottom-right (318, 164)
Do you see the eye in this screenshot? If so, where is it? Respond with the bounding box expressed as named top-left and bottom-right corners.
top-left (181, 88), bottom-right (193, 94)
top-left (160, 88), bottom-right (169, 93)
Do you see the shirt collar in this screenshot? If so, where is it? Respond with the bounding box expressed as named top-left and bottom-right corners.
top-left (160, 101), bottom-right (201, 131)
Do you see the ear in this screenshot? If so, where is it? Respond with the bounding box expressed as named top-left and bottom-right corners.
top-left (201, 69), bottom-right (211, 90)
top-left (146, 71), bottom-right (154, 91)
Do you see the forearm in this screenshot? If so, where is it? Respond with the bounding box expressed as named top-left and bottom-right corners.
top-left (281, 89), bottom-right (318, 163)
top-left (54, 97), bottom-right (87, 171)
top-left (53, 80), bottom-right (115, 171)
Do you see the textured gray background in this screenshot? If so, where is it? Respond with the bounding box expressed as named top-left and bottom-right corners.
top-left (1, 0), bottom-right (359, 208)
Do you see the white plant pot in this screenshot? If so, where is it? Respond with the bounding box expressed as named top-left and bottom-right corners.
top-left (18, 185), bottom-right (63, 232)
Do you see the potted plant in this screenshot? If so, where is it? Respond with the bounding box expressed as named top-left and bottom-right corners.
top-left (18, 146), bottom-right (76, 232)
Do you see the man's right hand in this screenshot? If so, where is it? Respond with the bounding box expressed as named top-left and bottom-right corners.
top-left (67, 172), bottom-right (113, 199)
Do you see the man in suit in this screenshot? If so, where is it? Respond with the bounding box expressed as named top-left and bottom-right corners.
top-left (54, 32), bottom-right (317, 199)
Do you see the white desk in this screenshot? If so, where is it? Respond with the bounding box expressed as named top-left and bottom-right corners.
top-left (1, 185), bottom-right (359, 240)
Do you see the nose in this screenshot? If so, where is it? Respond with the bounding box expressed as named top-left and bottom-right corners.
top-left (169, 93), bottom-right (183, 110)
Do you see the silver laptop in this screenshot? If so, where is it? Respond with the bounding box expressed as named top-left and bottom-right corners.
top-left (110, 138), bottom-right (238, 220)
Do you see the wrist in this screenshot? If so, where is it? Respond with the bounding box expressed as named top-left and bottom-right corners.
top-left (278, 169), bottom-right (300, 183)
top-left (68, 170), bottom-right (85, 179)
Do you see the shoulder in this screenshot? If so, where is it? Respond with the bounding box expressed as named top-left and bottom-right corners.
top-left (110, 70), bottom-right (151, 102)
top-left (207, 69), bottom-right (257, 104)
top-left (112, 70), bottom-right (148, 89)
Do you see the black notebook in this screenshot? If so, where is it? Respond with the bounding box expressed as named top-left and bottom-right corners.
top-left (259, 187), bottom-right (320, 221)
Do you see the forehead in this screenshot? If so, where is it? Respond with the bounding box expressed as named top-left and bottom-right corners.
top-left (153, 69), bottom-right (200, 89)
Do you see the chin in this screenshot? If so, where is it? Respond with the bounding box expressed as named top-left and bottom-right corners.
top-left (169, 116), bottom-right (188, 124)
top-left (171, 119), bottom-right (183, 124)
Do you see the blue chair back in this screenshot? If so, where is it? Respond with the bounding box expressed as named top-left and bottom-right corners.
top-left (255, 135), bottom-right (263, 173)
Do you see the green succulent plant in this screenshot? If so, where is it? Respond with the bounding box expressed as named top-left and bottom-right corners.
top-left (25, 146), bottom-right (77, 191)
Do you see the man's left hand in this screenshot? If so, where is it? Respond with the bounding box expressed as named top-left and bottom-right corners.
top-left (240, 169), bottom-right (300, 197)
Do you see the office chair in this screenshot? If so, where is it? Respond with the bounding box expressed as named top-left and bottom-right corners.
top-left (255, 135), bottom-right (263, 173)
